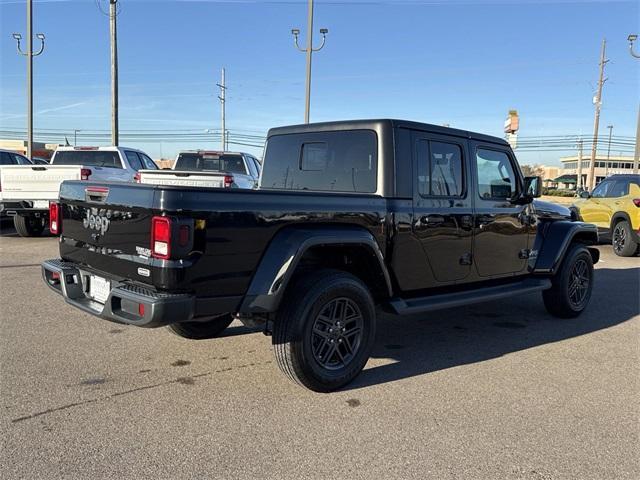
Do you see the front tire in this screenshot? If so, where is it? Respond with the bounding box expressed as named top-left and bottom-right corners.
top-left (543, 245), bottom-right (594, 318)
top-left (612, 220), bottom-right (638, 257)
top-left (167, 314), bottom-right (234, 340)
top-left (13, 215), bottom-right (45, 237)
top-left (273, 269), bottom-right (376, 392)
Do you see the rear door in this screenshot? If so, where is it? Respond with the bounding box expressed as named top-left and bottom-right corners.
top-left (411, 131), bottom-right (474, 284)
top-left (471, 142), bottom-right (529, 278)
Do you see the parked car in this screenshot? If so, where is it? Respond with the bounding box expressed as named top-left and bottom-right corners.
top-left (574, 174), bottom-right (640, 256)
top-left (42, 119), bottom-right (599, 392)
top-left (0, 146), bottom-right (157, 237)
top-left (139, 150), bottom-right (261, 189)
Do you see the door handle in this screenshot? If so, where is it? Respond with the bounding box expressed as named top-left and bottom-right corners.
top-left (420, 214), bottom-right (445, 226)
top-left (478, 214), bottom-right (496, 228)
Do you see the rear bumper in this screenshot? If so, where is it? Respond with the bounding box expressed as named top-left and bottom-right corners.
top-left (0, 201), bottom-right (49, 215)
top-left (42, 259), bottom-right (240, 328)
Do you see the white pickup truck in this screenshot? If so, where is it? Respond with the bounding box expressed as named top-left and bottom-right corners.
top-left (139, 150), bottom-right (261, 189)
top-left (0, 146), bottom-right (157, 237)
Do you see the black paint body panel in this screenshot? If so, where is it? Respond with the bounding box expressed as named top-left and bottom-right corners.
top-left (53, 119), bottom-right (598, 317)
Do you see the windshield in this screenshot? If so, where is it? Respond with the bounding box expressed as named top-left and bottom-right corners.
top-left (175, 153), bottom-right (247, 174)
top-left (53, 151), bottom-right (122, 168)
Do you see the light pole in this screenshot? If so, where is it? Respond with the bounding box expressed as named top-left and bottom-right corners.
top-left (110, 0), bottom-right (119, 146)
top-left (12, 0), bottom-right (45, 159)
top-left (627, 34), bottom-right (639, 174)
top-left (291, 0), bottom-right (328, 124)
top-left (605, 125), bottom-right (613, 177)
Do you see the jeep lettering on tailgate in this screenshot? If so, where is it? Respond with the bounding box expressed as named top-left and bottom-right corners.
top-left (83, 209), bottom-right (111, 235)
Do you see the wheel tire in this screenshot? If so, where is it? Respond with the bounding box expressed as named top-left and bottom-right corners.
top-left (612, 220), bottom-right (638, 257)
top-left (167, 314), bottom-right (234, 340)
top-left (273, 269), bottom-right (376, 392)
top-left (13, 215), bottom-right (45, 237)
top-left (543, 245), bottom-right (594, 319)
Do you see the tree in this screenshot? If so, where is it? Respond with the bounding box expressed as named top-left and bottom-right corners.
top-left (520, 164), bottom-right (545, 177)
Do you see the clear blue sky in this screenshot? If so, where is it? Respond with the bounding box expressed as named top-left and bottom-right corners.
top-left (1, 0), bottom-right (638, 164)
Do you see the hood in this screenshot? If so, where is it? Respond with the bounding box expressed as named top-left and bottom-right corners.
top-left (533, 199), bottom-right (575, 221)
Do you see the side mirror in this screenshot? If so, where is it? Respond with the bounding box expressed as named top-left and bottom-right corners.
top-left (579, 191), bottom-right (590, 199)
top-left (523, 176), bottom-right (542, 199)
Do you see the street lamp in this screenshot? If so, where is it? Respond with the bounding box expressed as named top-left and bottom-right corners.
top-left (605, 125), bottom-right (613, 177)
top-left (291, 0), bottom-right (329, 124)
top-left (12, 0), bottom-right (46, 159)
top-left (628, 34), bottom-right (640, 58)
top-left (627, 34), bottom-right (639, 174)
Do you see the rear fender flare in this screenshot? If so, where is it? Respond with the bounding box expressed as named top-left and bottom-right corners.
top-left (532, 221), bottom-right (599, 275)
top-left (239, 227), bottom-right (392, 314)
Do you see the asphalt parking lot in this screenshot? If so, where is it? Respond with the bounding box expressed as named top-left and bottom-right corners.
top-left (1, 220), bottom-right (638, 480)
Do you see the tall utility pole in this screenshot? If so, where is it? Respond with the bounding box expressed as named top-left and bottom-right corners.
top-left (605, 125), bottom-right (613, 177)
top-left (110, 0), bottom-right (119, 146)
top-left (12, 0), bottom-right (45, 159)
top-left (217, 68), bottom-right (227, 151)
top-left (587, 39), bottom-right (608, 191)
top-left (576, 138), bottom-right (584, 191)
top-left (627, 34), bottom-right (639, 174)
top-left (291, 0), bottom-right (328, 124)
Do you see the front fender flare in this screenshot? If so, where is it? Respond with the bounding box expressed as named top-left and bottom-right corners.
top-left (239, 227), bottom-right (392, 314)
top-left (532, 221), bottom-right (599, 275)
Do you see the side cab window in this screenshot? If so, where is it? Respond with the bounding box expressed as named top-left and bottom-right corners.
top-left (244, 155), bottom-right (258, 178)
top-left (591, 181), bottom-right (610, 198)
top-left (475, 148), bottom-right (518, 200)
top-left (139, 153), bottom-right (158, 170)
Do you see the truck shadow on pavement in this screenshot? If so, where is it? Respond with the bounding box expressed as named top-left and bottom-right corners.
top-left (345, 266), bottom-right (639, 391)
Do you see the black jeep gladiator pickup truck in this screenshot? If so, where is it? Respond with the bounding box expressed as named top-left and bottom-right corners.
top-left (42, 119), bottom-right (599, 392)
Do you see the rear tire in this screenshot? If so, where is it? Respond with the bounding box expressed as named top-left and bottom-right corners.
top-left (543, 245), bottom-right (594, 318)
top-left (167, 314), bottom-right (234, 340)
top-left (273, 269), bottom-right (376, 392)
top-left (13, 215), bottom-right (45, 237)
top-left (612, 220), bottom-right (638, 257)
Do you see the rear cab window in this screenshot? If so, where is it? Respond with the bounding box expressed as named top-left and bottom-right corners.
top-left (175, 153), bottom-right (247, 174)
top-left (261, 130), bottom-right (378, 193)
top-left (52, 150), bottom-right (122, 169)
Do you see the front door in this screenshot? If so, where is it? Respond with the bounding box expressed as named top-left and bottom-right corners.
top-left (471, 143), bottom-right (529, 277)
top-left (412, 132), bottom-right (474, 284)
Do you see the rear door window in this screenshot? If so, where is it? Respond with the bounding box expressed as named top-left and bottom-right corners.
top-left (53, 151), bottom-right (122, 168)
top-left (607, 180), bottom-right (630, 198)
top-left (261, 130), bottom-right (377, 193)
top-left (417, 140), bottom-right (464, 197)
top-left (125, 151), bottom-right (144, 171)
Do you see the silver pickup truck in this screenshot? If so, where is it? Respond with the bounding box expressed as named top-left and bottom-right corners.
top-left (139, 150), bottom-right (261, 189)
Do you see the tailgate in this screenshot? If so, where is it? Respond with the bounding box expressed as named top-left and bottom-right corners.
top-left (58, 181), bottom-right (158, 286)
top-left (139, 169), bottom-right (226, 188)
top-left (0, 165), bottom-right (81, 201)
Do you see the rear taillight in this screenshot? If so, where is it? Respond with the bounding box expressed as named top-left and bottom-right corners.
top-left (134, 172), bottom-right (141, 183)
top-left (633, 198), bottom-right (640, 207)
top-left (151, 216), bottom-right (171, 259)
top-left (49, 202), bottom-right (62, 235)
top-left (81, 168), bottom-right (92, 180)
top-left (224, 174), bottom-right (233, 188)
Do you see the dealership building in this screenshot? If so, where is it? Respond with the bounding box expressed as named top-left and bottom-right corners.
top-left (549, 155), bottom-right (636, 190)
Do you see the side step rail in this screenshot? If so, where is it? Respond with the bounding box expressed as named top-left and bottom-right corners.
top-left (389, 278), bottom-right (552, 316)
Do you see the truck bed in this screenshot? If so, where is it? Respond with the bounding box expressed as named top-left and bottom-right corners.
top-left (56, 181), bottom-right (389, 299)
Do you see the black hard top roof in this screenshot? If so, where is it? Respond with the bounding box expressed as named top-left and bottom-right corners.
top-left (607, 174), bottom-right (640, 180)
top-left (267, 119), bottom-right (509, 147)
